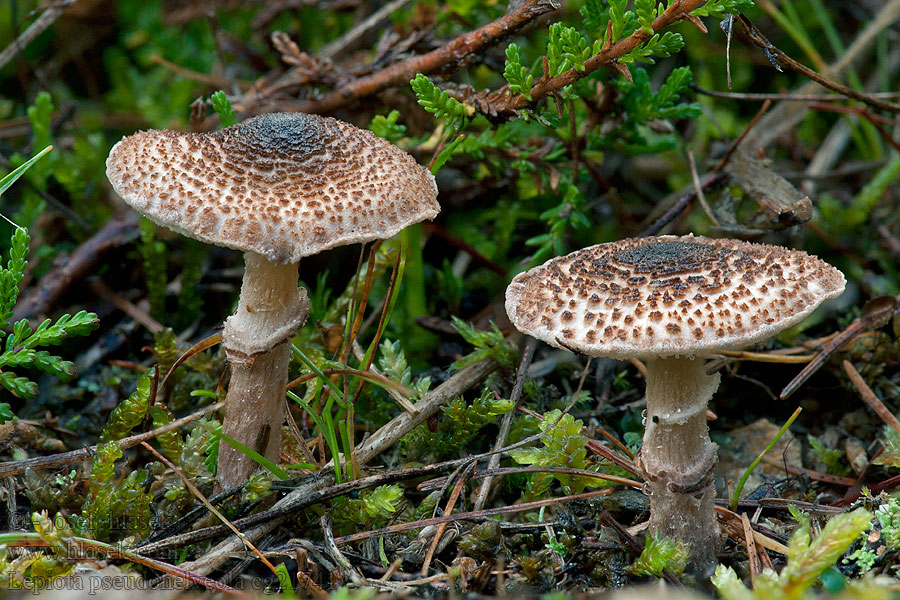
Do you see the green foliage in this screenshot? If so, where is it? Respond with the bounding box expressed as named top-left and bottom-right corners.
top-left (547, 23), bottom-right (593, 77)
top-left (402, 386), bottom-right (512, 461)
top-left (819, 154), bottom-right (900, 233)
top-left (329, 587), bottom-right (376, 600)
top-left (0, 402), bottom-right (14, 424)
top-left (620, 31), bottom-right (684, 64)
top-left (100, 370), bottom-right (152, 442)
top-left (31, 511), bottom-right (77, 555)
top-left (174, 240), bottom-right (207, 330)
top-left (844, 495), bottom-right (900, 574)
top-left (72, 441), bottom-right (153, 542)
top-left (410, 74), bottom-right (471, 127)
top-left (874, 498), bottom-right (900, 549)
top-left (163, 418), bottom-right (216, 500)
top-left (450, 317), bottom-right (517, 370)
top-left (15, 94), bottom-right (106, 228)
top-left (0, 227), bottom-right (27, 331)
top-left (334, 485), bottom-right (403, 527)
top-left (627, 533), bottom-right (689, 577)
top-left (275, 562), bottom-right (299, 598)
top-left (579, 0), bottom-right (606, 36)
top-left (0, 214), bottom-right (99, 399)
top-left (0, 145), bottom-right (53, 198)
top-left (378, 339), bottom-right (431, 399)
top-left (692, 0), bottom-right (756, 18)
top-left (209, 90), bottom-right (236, 127)
top-left (608, 0), bottom-right (637, 44)
top-left (148, 405), bottom-right (183, 462)
top-left (526, 177), bottom-right (591, 264)
top-left (241, 469), bottom-right (276, 504)
top-left (713, 507), bottom-right (873, 600)
top-left (634, 0), bottom-right (663, 34)
top-left (442, 388), bottom-right (514, 444)
top-left (369, 110), bottom-right (407, 143)
top-left (807, 434), bottom-right (850, 476)
top-left (589, 66), bottom-right (699, 155)
top-left (509, 409), bottom-right (609, 495)
top-left (138, 218), bottom-right (168, 322)
top-left (504, 44), bottom-right (533, 100)
top-left (844, 545), bottom-right (877, 574)
top-left (0, 513), bottom-right (76, 588)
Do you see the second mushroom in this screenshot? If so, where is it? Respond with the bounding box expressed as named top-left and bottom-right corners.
top-left (505, 234), bottom-right (845, 577)
top-left (107, 112), bottom-right (439, 488)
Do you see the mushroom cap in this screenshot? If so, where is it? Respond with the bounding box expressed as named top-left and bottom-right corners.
top-left (505, 235), bottom-right (846, 360)
top-left (106, 112), bottom-right (439, 264)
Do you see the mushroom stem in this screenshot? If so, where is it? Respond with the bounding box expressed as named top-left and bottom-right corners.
top-left (218, 252), bottom-right (309, 488)
top-left (641, 357), bottom-right (721, 578)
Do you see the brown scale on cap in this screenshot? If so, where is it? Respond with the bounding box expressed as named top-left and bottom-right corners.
top-left (506, 235), bottom-right (845, 360)
top-left (107, 112), bottom-right (439, 264)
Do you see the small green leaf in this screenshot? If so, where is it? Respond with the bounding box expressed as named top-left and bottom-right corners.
top-left (368, 110), bottom-right (407, 142)
top-left (634, 0), bottom-right (658, 33)
top-left (628, 533), bottom-right (689, 577)
top-left (0, 145), bottom-right (53, 198)
top-left (504, 43), bottom-right (534, 100)
top-left (0, 402), bottom-right (16, 424)
top-left (209, 90), bottom-right (236, 127)
top-left (692, 0), bottom-right (755, 19)
top-left (101, 370), bottom-right (153, 442)
top-left (410, 74), bottom-right (470, 123)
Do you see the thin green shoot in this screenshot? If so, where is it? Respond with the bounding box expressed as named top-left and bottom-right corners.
top-left (292, 344), bottom-right (347, 408)
top-left (731, 406), bottom-right (802, 511)
top-left (350, 243), bottom-right (407, 402)
top-left (287, 388), bottom-right (343, 484)
top-left (275, 563), bottom-right (298, 599)
top-left (211, 430), bottom-right (290, 480)
top-left (0, 145), bottom-right (53, 198)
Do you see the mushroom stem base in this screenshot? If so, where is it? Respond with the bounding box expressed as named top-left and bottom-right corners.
top-left (219, 253), bottom-right (308, 488)
top-left (218, 341), bottom-right (292, 487)
top-left (640, 357), bottom-right (721, 579)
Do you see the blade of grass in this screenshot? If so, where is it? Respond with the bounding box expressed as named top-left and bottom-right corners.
top-left (287, 389), bottom-right (343, 484)
top-left (731, 406), bottom-right (802, 511)
top-left (212, 430), bottom-right (290, 480)
top-left (0, 145), bottom-right (52, 197)
top-left (292, 344), bottom-right (348, 408)
top-left (350, 242), bottom-right (407, 404)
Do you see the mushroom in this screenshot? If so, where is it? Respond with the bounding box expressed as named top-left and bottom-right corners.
top-left (107, 112), bottom-right (439, 487)
top-left (505, 234), bottom-right (845, 576)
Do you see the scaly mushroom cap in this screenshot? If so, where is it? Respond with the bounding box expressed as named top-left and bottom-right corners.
top-left (506, 235), bottom-right (845, 360)
top-left (106, 112), bottom-right (439, 264)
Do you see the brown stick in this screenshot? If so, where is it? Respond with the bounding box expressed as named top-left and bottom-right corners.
top-left (731, 15), bottom-right (900, 114)
top-left (335, 488), bottom-right (615, 545)
top-left (0, 402), bottom-right (223, 478)
top-left (0, 1), bottom-right (72, 70)
top-left (487, 0), bottom-right (709, 117)
top-left (741, 512), bottom-right (761, 583)
top-left (473, 337), bottom-right (536, 511)
top-left (843, 360), bottom-right (900, 437)
top-left (278, 0), bottom-right (560, 116)
top-left (13, 211), bottom-right (140, 321)
top-left (421, 461), bottom-right (475, 575)
top-left (149, 356), bottom-right (499, 582)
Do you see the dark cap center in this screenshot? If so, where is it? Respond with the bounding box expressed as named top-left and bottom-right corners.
top-left (613, 241), bottom-right (729, 275)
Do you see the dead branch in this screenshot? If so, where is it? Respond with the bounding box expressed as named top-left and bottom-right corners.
top-left (0, 402), bottom-right (223, 479)
top-left (480, 0), bottom-right (711, 118)
top-left (261, 0), bottom-right (560, 116)
top-left (12, 211), bottom-right (140, 321)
